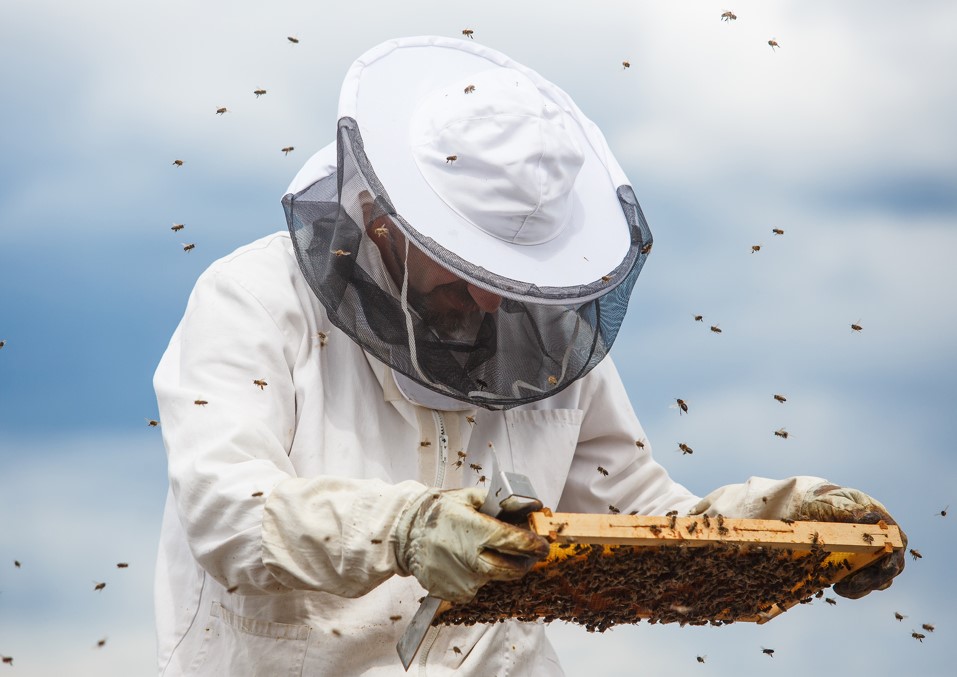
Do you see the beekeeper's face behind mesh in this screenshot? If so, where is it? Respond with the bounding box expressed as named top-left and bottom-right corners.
top-left (283, 37), bottom-right (654, 409)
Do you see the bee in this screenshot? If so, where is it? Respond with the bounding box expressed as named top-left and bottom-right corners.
top-left (686, 521), bottom-right (698, 534)
top-left (768, 39), bottom-right (780, 51)
top-left (465, 416), bottom-right (476, 426)
top-left (721, 11), bottom-right (737, 21)
top-left (254, 89), bottom-right (267, 97)
top-left (1, 656), bottom-right (11, 665)
top-left (921, 623), bottom-right (935, 633)
top-left (780, 518), bottom-right (795, 525)
top-left (693, 314), bottom-right (703, 322)
top-left (171, 223), bottom-right (185, 232)
top-left (315, 331), bottom-right (328, 347)
top-left (635, 438), bottom-right (646, 449)
top-left (911, 631), bottom-right (925, 642)
top-left (94, 581), bottom-right (106, 591)
top-left (547, 375), bottom-right (558, 386)
top-left (751, 244), bottom-right (761, 254)
top-left (894, 612), bottom-right (906, 621)
top-left (446, 155), bottom-right (457, 164)
top-left (331, 628), bottom-right (342, 637)
top-left (253, 379), bottom-right (267, 390)
top-left (667, 510), bottom-right (678, 529)
top-left (116, 562), bottom-right (129, 568)
top-left (420, 440), bottom-right (432, 448)
top-left (183, 243), bottom-right (195, 252)
top-left (389, 615), bottom-right (402, 622)
top-left (622, 61), bottom-right (631, 69)
top-left (0, 340), bottom-right (5, 349)
top-left (851, 320), bottom-right (863, 332)
top-left (194, 399), bottom-right (208, 406)
top-left (226, 585), bottom-right (239, 593)
top-left (251, 491), bottom-right (264, 497)
top-left (649, 524), bottom-right (662, 536)
top-left (862, 533), bottom-right (874, 544)
top-left (773, 428), bottom-right (790, 439)
top-left (701, 514), bottom-right (710, 528)
top-left (146, 418), bottom-right (159, 427)
top-left (373, 225), bottom-right (389, 240)
top-left (710, 325), bottom-right (722, 334)
top-left (172, 159), bottom-right (184, 167)
top-left (96, 638), bottom-right (107, 648)
top-left (216, 107), bottom-right (228, 115)
top-left (938, 505), bottom-right (948, 517)
top-left (332, 249), bottom-right (352, 257)
top-left (597, 466), bottom-right (609, 476)
top-left (673, 398), bottom-right (689, 415)
top-left (477, 475), bottom-right (487, 485)
top-left (773, 394), bottom-right (787, 403)
top-left (370, 538), bottom-right (382, 545)
top-left (281, 146), bottom-right (295, 155)
top-left (772, 228), bottom-right (784, 235)
top-left (609, 505), bottom-right (621, 514)
top-left (452, 646), bottom-right (463, 655)
top-left (14, 560), bottom-right (20, 568)
top-left (678, 443), bottom-right (694, 455)
top-left (696, 655), bottom-right (706, 663)
top-left (469, 463), bottom-right (482, 473)
top-left (825, 597), bottom-right (837, 606)
top-left (761, 647), bottom-right (775, 657)
top-left (476, 379), bottom-right (488, 390)
top-left (640, 242), bottom-right (653, 255)
top-left (287, 36), bottom-right (299, 44)
top-left (909, 548), bottom-right (922, 560)
top-left (464, 85), bottom-right (476, 94)
top-left (600, 275), bottom-right (613, 283)
top-left (462, 29), bottom-right (474, 38)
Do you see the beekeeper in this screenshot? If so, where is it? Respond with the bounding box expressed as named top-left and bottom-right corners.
top-left (154, 36), bottom-right (904, 676)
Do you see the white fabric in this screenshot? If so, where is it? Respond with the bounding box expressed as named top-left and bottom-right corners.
top-left (318, 35), bottom-right (632, 289)
top-left (154, 230), bottom-right (826, 676)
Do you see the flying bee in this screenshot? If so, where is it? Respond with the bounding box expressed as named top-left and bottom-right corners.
top-left (600, 274), bottom-right (613, 283)
top-left (171, 223), bottom-right (185, 232)
top-left (226, 585), bottom-right (239, 593)
top-left (462, 29), bottom-right (474, 38)
top-left (921, 623), bottom-right (935, 632)
top-left (420, 440), bottom-right (431, 448)
top-left (371, 538), bottom-right (382, 544)
top-left (672, 398), bottom-right (689, 415)
top-left (281, 146), bottom-right (295, 155)
top-left (851, 320), bottom-right (863, 332)
top-left (693, 314), bottom-right (703, 322)
top-left (251, 491), bottom-right (264, 497)
top-left (597, 466), bottom-right (609, 476)
top-left (1, 656), bottom-right (11, 665)
top-left (254, 89), bottom-right (267, 97)
top-left (895, 612), bottom-right (906, 621)
top-left (464, 85), bottom-right (475, 94)
top-left (173, 159), bottom-right (184, 166)
top-left (635, 438), bottom-right (646, 449)
top-left (469, 463), bottom-right (482, 473)
top-left (640, 242), bottom-right (653, 255)
top-left (825, 597), bottom-right (836, 606)
top-left (768, 38), bottom-right (780, 51)
top-left (96, 638), bottom-right (107, 648)
top-left (389, 615), bottom-right (402, 622)
top-left (94, 581), bottom-right (106, 591)
top-left (253, 379), bottom-right (267, 390)
top-left (477, 475), bottom-right (486, 485)
top-left (773, 394), bottom-right (787, 403)
top-left (678, 443), bottom-right (694, 455)
top-left (116, 563), bottom-right (129, 568)
top-left (773, 428), bottom-right (790, 439)
top-left (772, 228), bottom-right (784, 235)
top-left (287, 36), bottom-right (299, 44)
top-left (146, 418), bottom-right (159, 427)
top-left (696, 655), bottom-right (706, 663)
top-left (182, 243), bottom-right (195, 252)
top-left (938, 505), bottom-right (948, 517)
top-left (315, 331), bottom-right (328, 347)
top-left (194, 399), bottom-right (208, 406)
top-left (332, 249), bottom-right (352, 257)
top-left (862, 533), bottom-right (874, 544)
top-left (780, 518), bottom-right (795, 525)
top-left (547, 375), bottom-right (558, 386)
top-left (721, 11), bottom-right (737, 21)
top-left (909, 548), bottom-right (922, 560)
top-left (452, 646), bottom-right (463, 655)
top-left (761, 647), bottom-right (774, 657)
top-left (751, 244), bottom-right (762, 254)
top-left (216, 107), bottom-right (228, 115)
top-left (622, 60), bottom-right (631, 69)
top-left (14, 560), bottom-right (20, 568)
top-left (609, 505), bottom-right (621, 514)
top-left (912, 631), bottom-right (925, 642)
top-left (710, 325), bottom-right (722, 334)
top-left (465, 416), bottom-right (476, 426)
top-left (446, 155), bottom-right (457, 164)
top-left (0, 340), bottom-right (5, 349)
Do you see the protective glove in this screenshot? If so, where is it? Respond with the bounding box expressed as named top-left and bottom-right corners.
top-left (395, 487), bottom-right (550, 604)
top-left (795, 484), bottom-right (906, 599)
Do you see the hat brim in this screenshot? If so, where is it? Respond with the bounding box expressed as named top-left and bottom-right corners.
top-left (338, 36), bottom-right (633, 290)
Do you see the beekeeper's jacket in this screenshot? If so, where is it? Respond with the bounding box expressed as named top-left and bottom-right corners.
top-left (154, 210), bottom-right (824, 677)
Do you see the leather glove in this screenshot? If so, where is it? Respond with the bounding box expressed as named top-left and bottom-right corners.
top-left (795, 484), bottom-right (906, 599)
top-left (395, 487), bottom-right (550, 603)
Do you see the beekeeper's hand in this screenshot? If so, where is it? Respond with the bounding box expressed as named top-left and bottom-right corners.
top-left (795, 484), bottom-right (906, 599)
top-left (395, 487), bottom-right (550, 603)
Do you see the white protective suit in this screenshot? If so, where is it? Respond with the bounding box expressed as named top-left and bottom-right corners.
top-left (153, 146), bottom-right (825, 677)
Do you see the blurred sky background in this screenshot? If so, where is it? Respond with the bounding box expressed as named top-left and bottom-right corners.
top-left (1, 0), bottom-right (955, 675)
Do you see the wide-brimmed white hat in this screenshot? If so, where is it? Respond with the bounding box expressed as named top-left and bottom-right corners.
top-left (289, 35), bottom-right (635, 294)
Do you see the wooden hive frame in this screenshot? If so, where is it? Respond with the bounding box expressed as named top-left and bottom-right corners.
top-left (437, 512), bottom-right (904, 631)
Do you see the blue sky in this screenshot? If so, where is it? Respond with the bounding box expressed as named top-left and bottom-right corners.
top-left (1, 1), bottom-right (955, 674)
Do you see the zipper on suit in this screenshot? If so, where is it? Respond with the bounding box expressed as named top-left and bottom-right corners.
top-left (418, 410), bottom-right (449, 675)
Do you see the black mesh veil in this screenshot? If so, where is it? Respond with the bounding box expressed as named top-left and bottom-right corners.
top-left (282, 117), bottom-right (653, 410)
